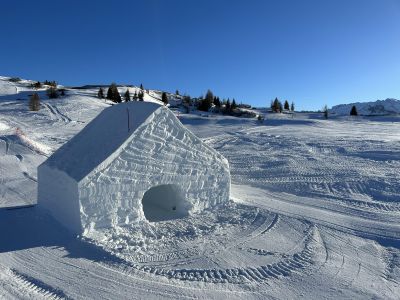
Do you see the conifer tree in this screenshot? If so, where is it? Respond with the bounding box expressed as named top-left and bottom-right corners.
top-left (175, 90), bottom-right (180, 96)
top-left (278, 101), bottom-right (283, 113)
top-left (124, 89), bottom-right (131, 102)
top-left (198, 89), bottom-right (214, 111)
top-left (116, 90), bottom-right (122, 103)
top-left (133, 91), bottom-right (138, 101)
top-left (106, 84), bottom-right (114, 99)
top-left (284, 100), bottom-right (289, 110)
top-left (161, 92), bottom-right (168, 105)
top-left (213, 96), bottom-right (221, 108)
top-left (350, 105), bottom-right (358, 116)
top-left (226, 99), bottom-right (231, 112)
top-left (29, 92), bottom-right (40, 111)
top-left (291, 102), bottom-right (295, 111)
top-left (273, 98), bottom-right (281, 112)
top-left (106, 83), bottom-right (121, 103)
top-left (323, 105), bottom-right (328, 119)
top-left (97, 87), bottom-right (104, 99)
top-left (205, 89), bottom-right (213, 106)
top-left (231, 98), bottom-right (237, 109)
top-left (138, 90), bottom-right (144, 101)
top-left (140, 83), bottom-right (144, 90)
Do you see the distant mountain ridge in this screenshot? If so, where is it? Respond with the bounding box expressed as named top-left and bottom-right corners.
top-left (330, 98), bottom-right (400, 116)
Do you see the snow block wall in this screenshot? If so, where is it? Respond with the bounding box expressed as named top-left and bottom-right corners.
top-left (38, 102), bottom-right (230, 235)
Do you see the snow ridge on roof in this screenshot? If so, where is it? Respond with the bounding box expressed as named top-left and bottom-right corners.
top-left (43, 101), bottom-right (162, 181)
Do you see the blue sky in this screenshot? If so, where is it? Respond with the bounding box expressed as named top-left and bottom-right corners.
top-left (1, 0), bottom-right (399, 110)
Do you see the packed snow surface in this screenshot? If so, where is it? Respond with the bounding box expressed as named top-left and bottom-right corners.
top-left (0, 77), bottom-right (399, 299)
top-left (330, 98), bottom-right (400, 116)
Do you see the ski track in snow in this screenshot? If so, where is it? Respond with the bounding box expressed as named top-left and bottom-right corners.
top-left (0, 80), bottom-right (399, 299)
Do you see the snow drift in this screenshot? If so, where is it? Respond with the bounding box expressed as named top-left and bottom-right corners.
top-left (330, 98), bottom-right (400, 116)
top-left (38, 102), bottom-right (230, 234)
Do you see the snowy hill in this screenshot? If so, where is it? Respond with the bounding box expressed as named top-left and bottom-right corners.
top-left (330, 98), bottom-right (400, 116)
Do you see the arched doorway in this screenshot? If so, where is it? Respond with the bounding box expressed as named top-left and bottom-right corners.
top-left (141, 184), bottom-right (189, 222)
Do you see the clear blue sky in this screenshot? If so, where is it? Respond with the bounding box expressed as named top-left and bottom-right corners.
top-left (1, 0), bottom-right (399, 110)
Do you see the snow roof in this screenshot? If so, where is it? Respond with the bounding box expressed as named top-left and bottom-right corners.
top-left (43, 101), bottom-right (162, 181)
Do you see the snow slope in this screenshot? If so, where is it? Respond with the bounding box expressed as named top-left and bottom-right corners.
top-left (330, 98), bottom-right (400, 116)
top-left (0, 77), bottom-right (399, 299)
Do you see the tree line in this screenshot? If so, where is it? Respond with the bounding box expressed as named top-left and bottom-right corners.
top-left (98, 83), bottom-right (168, 105)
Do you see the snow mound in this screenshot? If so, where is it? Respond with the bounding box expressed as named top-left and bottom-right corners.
top-left (330, 98), bottom-right (400, 116)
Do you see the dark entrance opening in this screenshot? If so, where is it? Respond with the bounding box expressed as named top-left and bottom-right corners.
top-left (141, 184), bottom-right (189, 222)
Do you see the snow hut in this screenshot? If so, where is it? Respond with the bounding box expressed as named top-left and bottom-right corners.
top-left (38, 102), bottom-right (230, 234)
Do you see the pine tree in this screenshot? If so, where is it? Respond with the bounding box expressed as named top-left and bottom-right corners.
top-left (205, 89), bottom-right (213, 106)
top-left (198, 89), bottom-right (214, 111)
top-left (225, 99), bottom-right (231, 112)
top-left (116, 90), bottom-right (122, 103)
top-left (133, 91), bottom-right (138, 101)
top-left (175, 90), bottom-right (179, 96)
top-left (291, 102), bottom-right (295, 111)
top-left (138, 90), bottom-right (144, 101)
top-left (161, 92), bottom-right (168, 105)
top-left (106, 84), bottom-right (114, 99)
top-left (323, 105), bottom-right (328, 119)
top-left (350, 105), bottom-right (358, 116)
top-left (97, 87), bottom-right (104, 99)
top-left (124, 89), bottom-right (131, 102)
top-left (272, 98), bottom-right (281, 112)
top-left (284, 100), bottom-right (289, 110)
top-left (231, 98), bottom-right (237, 109)
top-left (213, 96), bottom-right (221, 108)
top-left (140, 83), bottom-right (144, 90)
top-left (29, 92), bottom-right (40, 111)
top-left (107, 83), bottom-right (121, 103)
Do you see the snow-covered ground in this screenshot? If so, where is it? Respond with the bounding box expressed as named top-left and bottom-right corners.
top-left (0, 77), bottom-right (399, 299)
